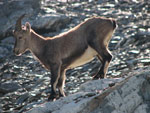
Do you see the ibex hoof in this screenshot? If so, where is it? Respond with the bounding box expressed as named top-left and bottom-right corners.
top-left (48, 94), bottom-right (59, 101)
top-left (59, 93), bottom-right (66, 98)
top-left (92, 74), bottom-right (105, 80)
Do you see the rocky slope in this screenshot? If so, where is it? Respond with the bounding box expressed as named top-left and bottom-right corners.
top-left (26, 68), bottom-right (150, 113)
top-left (0, 0), bottom-right (150, 113)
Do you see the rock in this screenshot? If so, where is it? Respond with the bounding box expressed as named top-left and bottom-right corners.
top-left (0, 46), bottom-right (9, 58)
top-left (126, 59), bottom-right (138, 69)
top-left (25, 92), bottom-right (97, 113)
top-left (0, 0), bottom-right (71, 40)
top-left (0, 0), bottom-right (150, 112)
top-left (25, 69), bottom-right (150, 113)
top-left (79, 78), bottom-right (123, 92)
top-left (130, 31), bottom-right (150, 46)
top-left (1, 36), bottom-right (14, 44)
top-left (81, 71), bottom-right (150, 113)
top-left (32, 14), bottom-right (71, 34)
top-left (128, 49), bottom-right (140, 55)
top-left (16, 93), bottom-right (29, 105)
top-left (140, 59), bottom-right (150, 66)
top-left (134, 104), bottom-right (149, 113)
top-left (0, 47), bottom-right (9, 54)
top-left (0, 36), bottom-right (14, 58)
top-left (97, 0), bottom-right (104, 4)
top-left (2, 73), bottom-right (12, 80)
top-left (0, 81), bottom-right (21, 94)
top-left (0, 0), bottom-right (41, 39)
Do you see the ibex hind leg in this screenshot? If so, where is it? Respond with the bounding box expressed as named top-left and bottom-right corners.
top-left (93, 51), bottom-right (112, 79)
top-left (89, 43), bottom-right (112, 79)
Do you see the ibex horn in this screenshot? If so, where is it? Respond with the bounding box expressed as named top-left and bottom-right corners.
top-left (15, 14), bottom-right (26, 31)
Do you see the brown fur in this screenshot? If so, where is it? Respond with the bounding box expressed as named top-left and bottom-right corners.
top-left (13, 16), bottom-right (117, 100)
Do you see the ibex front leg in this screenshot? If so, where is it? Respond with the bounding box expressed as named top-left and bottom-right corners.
top-left (57, 69), bottom-right (66, 97)
top-left (48, 61), bottom-right (62, 101)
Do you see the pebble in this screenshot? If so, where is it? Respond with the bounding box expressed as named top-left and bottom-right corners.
top-left (128, 50), bottom-right (140, 55)
top-left (0, 81), bottom-right (21, 94)
top-left (16, 93), bottom-right (29, 105)
top-left (2, 73), bottom-right (12, 80)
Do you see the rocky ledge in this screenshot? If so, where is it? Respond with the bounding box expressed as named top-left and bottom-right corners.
top-left (25, 68), bottom-right (150, 113)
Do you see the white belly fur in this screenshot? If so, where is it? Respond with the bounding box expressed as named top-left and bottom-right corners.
top-left (68, 46), bottom-right (98, 69)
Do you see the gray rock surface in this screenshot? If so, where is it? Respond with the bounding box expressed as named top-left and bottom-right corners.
top-left (32, 14), bottom-right (71, 34)
top-left (0, 0), bottom-right (40, 38)
top-left (26, 68), bottom-right (150, 113)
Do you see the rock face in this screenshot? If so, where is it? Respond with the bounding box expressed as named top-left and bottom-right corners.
top-left (32, 14), bottom-right (71, 34)
top-left (26, 69), bottom-right (150, 113)
top-left (81, 71), bottom-right (150, 113)
top-left (0, 0), bottom-right (39, 38)
top-left (0, 0), bottom-right (71, 39)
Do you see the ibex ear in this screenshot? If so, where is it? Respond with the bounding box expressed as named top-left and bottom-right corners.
top-left (25, 22), bottom-right (31, 33)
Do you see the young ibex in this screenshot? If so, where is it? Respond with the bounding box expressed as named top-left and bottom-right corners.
top-left (13, 14), bottom-right (117, 100)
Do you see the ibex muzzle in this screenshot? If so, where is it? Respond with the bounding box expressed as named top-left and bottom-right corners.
top-left (13, 14), bottom-right (117, 100)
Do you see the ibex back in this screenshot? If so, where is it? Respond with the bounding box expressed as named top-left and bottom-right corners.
top-left (13, 14), bottom-right (117, 100)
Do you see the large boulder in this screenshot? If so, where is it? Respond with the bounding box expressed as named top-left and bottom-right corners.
top-left (25, 69), bottom-right (150, 113)
top-left (0, 0), bottom-right (40, 39)
top-left (0, 0), bottom-right (71, 40)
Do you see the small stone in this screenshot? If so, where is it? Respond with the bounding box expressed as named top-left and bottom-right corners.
top-left (109, 83), bottom-right (116, 87)
top-left (126, 59), bottom-right (138, 69)
top-left (0, 81), bottom-right (21, 94)
top-left (2, 73), bottom-right (12, 80)
top-left (16, 93), bottom-right (29, 105)
top-left (128, 50), bottom-right (140, 55)
top-left (140, 59), bottom-right (150, 63)
top-left (97, 0), bottom-right (103, 4)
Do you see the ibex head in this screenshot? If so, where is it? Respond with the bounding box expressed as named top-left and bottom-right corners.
top-left (13, 14), bottom-right (31, 56)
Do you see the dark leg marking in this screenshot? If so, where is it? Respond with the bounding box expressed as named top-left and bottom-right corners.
top-left (48, 61), bottom-right (62, 101)
top-left (57, 69), bottom-right (66, 97)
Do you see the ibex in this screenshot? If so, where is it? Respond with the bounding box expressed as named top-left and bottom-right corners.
top-left (13, 14), bottom-right (117, 100)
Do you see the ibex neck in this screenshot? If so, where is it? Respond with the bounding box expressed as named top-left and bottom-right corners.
top-left (29, 30), bottom-right (46, 57)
